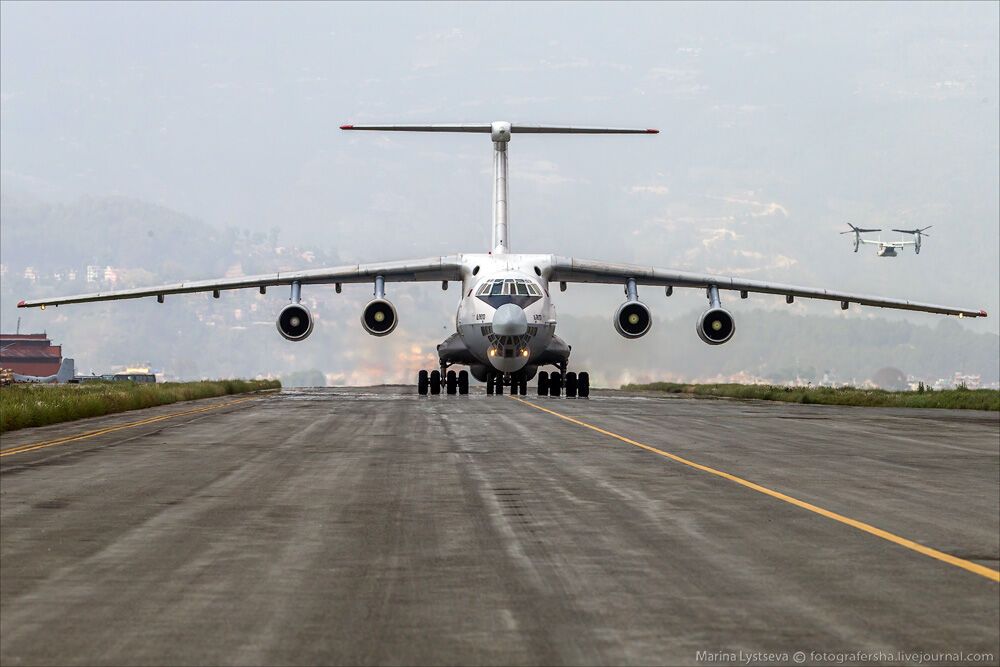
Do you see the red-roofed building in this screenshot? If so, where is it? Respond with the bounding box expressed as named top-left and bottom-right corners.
top-left (0, 333), bottom-right (63, 376)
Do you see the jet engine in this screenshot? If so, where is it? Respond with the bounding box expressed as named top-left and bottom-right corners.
top-left (277, 303), bottom-right (314, 341)
top-left (614, 300), bottom-right (652, 339)
top-left (362, 299), bottom-right (398, 336)
top-left (697, 307), bottom-right (735, 345)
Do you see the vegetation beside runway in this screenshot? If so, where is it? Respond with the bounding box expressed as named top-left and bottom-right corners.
top-left (0, 379), bottom-right (281, 433)
top-left (622, 383), bottom-right (1000, 411)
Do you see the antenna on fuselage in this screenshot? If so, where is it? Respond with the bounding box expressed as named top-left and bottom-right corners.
top-left (340, 121), bottom-right (658, 255)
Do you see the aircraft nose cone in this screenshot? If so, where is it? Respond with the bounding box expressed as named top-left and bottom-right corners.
top-left (492, 303), bottom-right (528, 336)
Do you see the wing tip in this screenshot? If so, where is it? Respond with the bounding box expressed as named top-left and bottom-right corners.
top-left (646, 128), bottom-right (659, 134)
top-left (340, 124), bottom-right (354, 130)
top-left (980, 309), bottom-right (988, 318)
top-left (17, 299), bottom-right (26, 308)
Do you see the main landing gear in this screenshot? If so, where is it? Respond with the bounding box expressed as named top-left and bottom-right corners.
top-left (418, 368), bottom-right (469, 396)
top-left (537, 368), bottom-right (589, 398)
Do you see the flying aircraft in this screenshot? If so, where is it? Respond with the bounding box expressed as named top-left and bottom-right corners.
top-left (18, 122), bottom-right (987, 397)
top-left (12, 358), bottom-right (75, 384)
top-left (842, 223), bottom-right (933, 257)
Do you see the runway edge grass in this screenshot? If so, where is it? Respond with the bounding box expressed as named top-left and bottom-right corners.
top-left (0, 379), bottom-right (281, 433)
top-left (622, 382), bottom-right (1000, 411)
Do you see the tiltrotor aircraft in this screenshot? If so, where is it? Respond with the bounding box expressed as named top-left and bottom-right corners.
top-left (842, 223), bottom-right (933, 257)
top-left (18, 122), bottom-right (987, 397)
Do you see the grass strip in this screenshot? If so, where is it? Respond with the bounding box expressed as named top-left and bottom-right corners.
top-left (0, 379), bottom-right (281, 433)
top-left (622, 382), bottom-right (999, 411)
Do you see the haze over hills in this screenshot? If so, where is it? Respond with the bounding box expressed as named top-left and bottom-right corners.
top-left (2, 193), bottom-right (995, 388)
top-left (2, 2), bottom-right (997, 340)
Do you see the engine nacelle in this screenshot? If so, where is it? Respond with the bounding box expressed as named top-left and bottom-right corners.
top-left (277, 303), bottom-right (314, 341)
top-left (697, 308), bottom-right (735, 345)
top-left (614, 301), bottom-right (652, 339)
top-left (362, 299), bottom-right (398, 336)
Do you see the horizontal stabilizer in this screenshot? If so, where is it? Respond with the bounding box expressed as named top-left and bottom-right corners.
top-left (340, 124), bottom-right (491, 132)
top-left (340, 123), bottom-right (658, 134)
top-left (511, 125), bottom-right (658, 134)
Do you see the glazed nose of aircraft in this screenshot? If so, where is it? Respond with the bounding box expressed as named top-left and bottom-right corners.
top-left (492, 303), bottom-right (528, 336)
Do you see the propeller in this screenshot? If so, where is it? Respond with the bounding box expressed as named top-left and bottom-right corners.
top-left (841, 223), bottom-right (880, 253)
top-left (891, 226), bottom-right (932, 254)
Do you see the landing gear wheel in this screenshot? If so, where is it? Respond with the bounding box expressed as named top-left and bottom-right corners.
top-left (578, 371), bottom-right (590, 398)
top-left (486, 372), bottom-right (495, 395)
top-left (418, 370), bottom-right (429, 396)
top-left (494, 374), bottom-right (504, 396)
top-left (430, 370), bottom-right (441, 395)
top-left (565, 372), bottom-right (578, 398)
top-left (458, 370), bottom-right (469, 395)
top-left (446, 370), bottom-right (457, 395)
top-left (549, 372), bottom-right (562, 397)
top-left (519, 375), bottom-right (528, 395)
top-left (537, 371), bottom-right (549, 396)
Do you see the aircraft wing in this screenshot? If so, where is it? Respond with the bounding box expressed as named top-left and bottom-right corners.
top-left (17, 257), bottom-right (464, 308)
top-left (548, 256), bottom-right (987, 317)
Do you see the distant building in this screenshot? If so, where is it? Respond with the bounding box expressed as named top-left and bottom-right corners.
top-left (86, 265), bottom-right (102, 283)
top-left (0, 333), bottom-right (63, 376)
top-left (953, 372), bottom-right (981, 389)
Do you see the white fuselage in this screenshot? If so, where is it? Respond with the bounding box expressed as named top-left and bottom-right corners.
top-left (454, 253), bottom-right (556, 373)
top-left (877, 244), bottom-right (899, 257)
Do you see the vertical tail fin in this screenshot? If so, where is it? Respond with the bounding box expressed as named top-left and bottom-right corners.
top-left (340, 121), bottom-right (658, 254)
top-left (56, 358), bottom-right (75, 383)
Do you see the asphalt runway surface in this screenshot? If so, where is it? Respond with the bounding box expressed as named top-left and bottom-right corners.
top-left (1, 387), bottom-right (998, 666)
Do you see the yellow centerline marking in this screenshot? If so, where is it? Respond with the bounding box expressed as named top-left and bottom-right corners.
top-left (510, 396), bottom-right (1000, 583)
top-left (1, 395), bottom-right (260, 458)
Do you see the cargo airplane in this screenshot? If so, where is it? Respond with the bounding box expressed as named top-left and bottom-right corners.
top-left (18, 122), bottom-right (988, 397)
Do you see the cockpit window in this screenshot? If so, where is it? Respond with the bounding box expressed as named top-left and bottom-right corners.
top-left (477, 278), bottom-right (543, 298)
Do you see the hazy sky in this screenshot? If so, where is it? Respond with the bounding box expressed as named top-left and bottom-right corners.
top-left (2, 1), bottom-right (998, 333)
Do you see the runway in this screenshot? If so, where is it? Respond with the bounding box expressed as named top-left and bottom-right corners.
top-left (1, 388), bottom-right (997, 666)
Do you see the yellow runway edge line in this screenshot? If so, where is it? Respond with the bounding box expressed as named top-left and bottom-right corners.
top-left (0, 395), bottom-right (260, 458)
top-left (510, 396), bottom-right (1000, 583)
